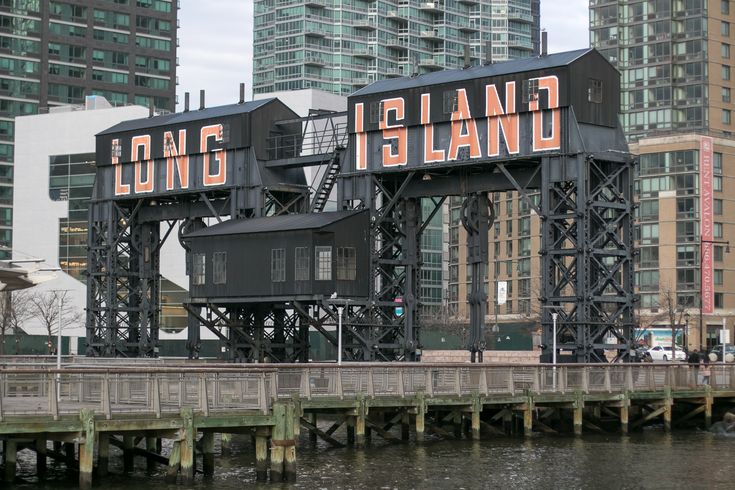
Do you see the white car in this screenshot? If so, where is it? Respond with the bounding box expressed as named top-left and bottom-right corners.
top-left (646, 345), bottom-right (686, 362)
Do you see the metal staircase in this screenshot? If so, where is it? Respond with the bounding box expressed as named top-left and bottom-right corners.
top-left (309, 151), bottom-right (342, 212)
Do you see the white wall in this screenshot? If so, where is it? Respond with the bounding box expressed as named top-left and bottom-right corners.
top-left (12, 104), bottom-right (182, 338)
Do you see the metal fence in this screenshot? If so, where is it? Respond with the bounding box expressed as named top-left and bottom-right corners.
top-left (0, 363), bottom-right (733, 420)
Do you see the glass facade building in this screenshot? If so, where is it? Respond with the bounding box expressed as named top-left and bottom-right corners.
top-left (253, 0), bottom-right (540, 96)
top-left (591, 0), bottom-right (735, 349)
top-left (0, 0), bottom-right (178, 258)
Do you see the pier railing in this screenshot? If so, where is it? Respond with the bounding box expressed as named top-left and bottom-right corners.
top-left (1, 363), bottom-right (733, 420)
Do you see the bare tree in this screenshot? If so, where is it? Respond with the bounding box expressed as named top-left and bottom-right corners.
top-left (30, 290), bottom-right (80, 354)
top-left (658, 285), bottom-right (689, 359)
top-left (0, 290), bottom-right (35, 355)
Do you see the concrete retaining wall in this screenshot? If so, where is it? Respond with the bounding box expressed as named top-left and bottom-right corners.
top-left (421, 350), bottom-right (540, 364)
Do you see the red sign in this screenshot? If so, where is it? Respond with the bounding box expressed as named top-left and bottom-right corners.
top-left (700, 136), bottom-right (714, 314)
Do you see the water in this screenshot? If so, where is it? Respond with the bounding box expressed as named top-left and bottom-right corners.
top-left (7, 430), bottom-right (735, 489)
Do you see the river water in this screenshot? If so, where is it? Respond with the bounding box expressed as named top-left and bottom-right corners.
top-left (7, 429), bottom-right (735, 489)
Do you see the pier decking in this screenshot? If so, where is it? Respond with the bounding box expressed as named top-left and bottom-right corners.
top-left (1, 363), bottom-right (734, 487)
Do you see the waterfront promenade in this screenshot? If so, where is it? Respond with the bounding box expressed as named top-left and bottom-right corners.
top-left (1, 362), bottom-right (734, 487)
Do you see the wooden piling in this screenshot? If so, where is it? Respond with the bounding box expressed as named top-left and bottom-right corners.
top-left (620, 404), bottom-right (629, 434)
top-left (663, 404), bottom-right (672, 432)
top-left (523, 407), bottom-right (533, 437)
top-left (123, 435), bottom-right (134, 473)
top-left (270, 403), bottom-right (286, 482)
top-left (79, 409), bottom-right (95, 490)
top-left (221, 432), bottom-right (232, 455)
top-left (356, 411), bottom-right (366, 448)
top-left (3, 439), bottom-right (16, 483)
top-left (346, 416), bottom-right (356, 446)
top-left (573, 407), bottom-right (583, 436)
top-left (401, 410), bottom-right (410, 441)
top-left (98, 433), bottom-right (109, 477)
top-left (255, 426), bottom-right (269, 482)
top-left (180, 408), bottom-right (195, 485)
top-left (283, 403), bottom-right (297, 483)
top-left (705, 392), bottom-right (713, 429)
top-left (308, 413), bottom-right (318, 444)
top-left (165, 440), bottom-right (181, 484)
top-left (35, 437), bottom-right (46, 478)
top-left (202, 432), bottom-right (215, 477)
top-left (146, 436), bottom-right (158, 473)
top-left (416, 408), bottom-right (425, 443)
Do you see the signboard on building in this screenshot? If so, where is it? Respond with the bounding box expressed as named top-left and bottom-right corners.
top-left (700, 136), bottom-right (714, 314)
top-left (497, 281), bottom-right (508, 305)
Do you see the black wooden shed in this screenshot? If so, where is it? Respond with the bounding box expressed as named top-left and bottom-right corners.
top-left (184, 210), bottom-right (370, 303)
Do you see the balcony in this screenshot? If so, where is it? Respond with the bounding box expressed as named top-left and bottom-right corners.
top-left (508, 10), bottom-right (533, 23)
top-left (353, 46), bottom-right (377, 59)
top-left (304, 51), bottom-right (328, 66)
top-left (386, 36), bottom-right (408, 48)
top-left (354, 16), bottom-right (377, 30)
top-left (419, 1), bottom-right (444, 13)
top-left (385, 66), bottom-right (405, 77)
top-left (418, 56), bottom-right (443, 70)
top-left (420, 29), bottom-right (442, 41)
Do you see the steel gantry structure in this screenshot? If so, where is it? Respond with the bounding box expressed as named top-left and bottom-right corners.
top-left (86, 49), bottom-right (635, 363)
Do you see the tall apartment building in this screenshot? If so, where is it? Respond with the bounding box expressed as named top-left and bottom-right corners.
top-left (590, 0), bottom-right (735, 349)
top-left (253, 0), bottom-right (540, 324)
top-left (0, 0), bottom-right (178, 259)
top-left (253, 0), bottom-right (540, 96)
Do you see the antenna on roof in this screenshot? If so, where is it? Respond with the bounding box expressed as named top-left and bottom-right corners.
top-left (541, 29), bottom-right (548, 57)
top-left (411, 55), bottom-right (419, 77)
top-left (484, 40), bottom-right (493, 65)
top-left (463, 45), bottom-right (471, 69)
top-left (148, 98), bottom-right (154, 118)
top-left (239, 83), bottom-right (246, 104)
top-left (184, 92), bottom-right (190, 112)
top-left (199, 89), bottom-right (205, 110)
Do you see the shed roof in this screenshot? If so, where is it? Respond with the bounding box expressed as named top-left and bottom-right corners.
top-left (351, 48), bottom-right (596, 97)
top-left (185, 210), bottom-right (365, 238)
top-left (97, 98), bottom-right (276, 136)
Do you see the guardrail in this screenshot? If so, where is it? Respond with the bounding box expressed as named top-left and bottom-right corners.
top-left (1, 364), bottom-right (733, 421)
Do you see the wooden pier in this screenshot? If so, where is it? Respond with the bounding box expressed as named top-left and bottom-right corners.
top-left (1, 362), bottom-right (734, 487)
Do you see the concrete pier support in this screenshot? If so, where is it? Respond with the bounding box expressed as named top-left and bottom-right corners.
top-left (122, 435), bottom-right (134, 473)
top-left (255, 427), bottom-right (269, 482)
top-left (35, 437), bottom-right (46, 478)
top-left (98, 434), bottom-right (109, 477)
top-left (3, 439), bottom-right (16, 483)
top-left (165, 440), bottom-right (181, 484)
top-left (221, 433), bottom-right (232, 455)
top-left (79, 410), bottom-right (95, 490)
top-left (180, 408), bottom-right (195, 485)
top-left (202, 432), bottom-right (215, 477)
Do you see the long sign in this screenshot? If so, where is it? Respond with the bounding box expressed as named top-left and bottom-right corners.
top-left (352, 75), bottom-right (561, 171)
top-left (700, 136), bottom-right (714, 315)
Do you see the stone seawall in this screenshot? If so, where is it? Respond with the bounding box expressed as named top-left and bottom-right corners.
top-left (421, 350), bottom-right (540, 364)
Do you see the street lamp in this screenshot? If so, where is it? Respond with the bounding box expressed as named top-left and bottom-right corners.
top-left (551, 312), bottom-right (558, 390)
top-left (699, 239), bottom-right (730, 351)
top-left (684, 312), bottom-right (690, 352)
top-left (337, 306), bottom-right (343, 366)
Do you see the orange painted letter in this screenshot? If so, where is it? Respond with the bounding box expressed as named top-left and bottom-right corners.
top-left (530, 76), bottom-right (561, 152)
top-left (379, 97), bottom-right (407, 167)
top-left (486, 82), bottom-right (519, 156)
top-left (421, 93), bottom-right (445, 163)
top-left (448, 89), bottom-right (481, 161)
top-left (201, 124), bottom-right (226, 186)
top-left (113, 139), bottom-right (130, 196)
top-left (355, 102), bottom-right (367, 170)
top-left (164, 129), bottom-right (189, 190)
top-left (132, 135), bottom-right (154, 194)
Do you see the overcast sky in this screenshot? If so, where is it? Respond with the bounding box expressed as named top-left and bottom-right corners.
top-left (176, 0), bottom-right (590, 110)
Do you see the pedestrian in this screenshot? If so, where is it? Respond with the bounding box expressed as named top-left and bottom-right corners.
top-left (688, 349), bottom-right (700, 385)
top-left (701, 356), bottom-right (711, 386)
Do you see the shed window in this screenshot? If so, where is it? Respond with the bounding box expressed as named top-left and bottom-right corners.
top-left (337, 247), bottom-right (356, 280)
top-left (213, 252), bottom-right (226, 284)
top-left (295, 247), bottom-right (310, 281)
top-left (192, 253), bottom-right (205, 285)
top-left (523, 78), bottom-right (539, 103)
top-left (588, 79), bottom-right (603, 103)
top-left (271, 248), bottom-right (285, 282)
top-left (315, 246), bottom-right (332, 281)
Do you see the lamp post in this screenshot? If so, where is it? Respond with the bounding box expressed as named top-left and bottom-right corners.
top-left (699, 239), bottom-right (730, 352)
top-left (684, 312), bottom-right (690, 353)
top-left (551, 312), bottom-right (558, 390)
top-left (337, 306), bottom-right (343, 366)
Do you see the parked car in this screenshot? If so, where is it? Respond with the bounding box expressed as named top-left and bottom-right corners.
top-left (646, 345), bottom-right (686, 361)
top-left (708, 344), bottom-right (735, 362)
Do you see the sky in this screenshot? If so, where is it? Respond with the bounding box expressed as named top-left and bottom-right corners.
top-left (176, 0), bottom-right (590, 110)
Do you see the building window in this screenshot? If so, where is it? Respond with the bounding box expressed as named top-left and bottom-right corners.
top-left (715, 245), bottom-right (725, 262)
top-left (315, 246), bottom-right (332, 280)
top-left (723, 21), bottom-right (731, 36)
top-left (523, 78), bottom-right (539, 103)
top-left (723, 65), bottom-right (731, 81)
top-left (723, 0), bottom-right (730, 15)
top-left (676, 245), bottom-right (697, 267)
top-left (714, 175), bottom-right (723, 191)
top-left (723, 43), bottom-right (731, 59)
top-left (506, 199), bottom-right (513, 216)
top-left (715, 292), bottom-right (724, 309)
top-left (336, 247), bottom-right (356, 280)
top-left (193, 253), bottom-right (205, 285)
top-left (271, 248), bottom-right (285, 282)
top-left (723, 109), bottom-right (732, 125)
top-left (506, 219), bottom-right (513, 235)
top-left (442, 90), bottom-right (458, 113)
top-left (715, 269), bottom-right (724, 285)
top-left (715, 198), bottom-right (723, 215)
top-left (714, 152), bottom-right (723, 175)
top-left (640, 246), bottom-right (660, 268)
top-left (295, 247), bottom-right (310, 281)
top-left (724, 87), bottom-right (731, 103)
top-left (213, 252), bottom-right (226, 285)
top-left (714, 222), bottom-right (724, 239)
top-left (588, 78), bottom-right (603, 103)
